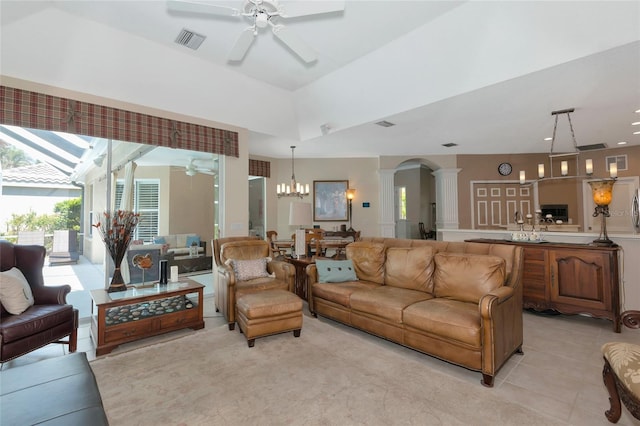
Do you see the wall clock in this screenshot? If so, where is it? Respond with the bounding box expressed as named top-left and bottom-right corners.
top-left (498, 162), bottom-right (512, 176)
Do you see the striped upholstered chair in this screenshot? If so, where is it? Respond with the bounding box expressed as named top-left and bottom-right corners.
top-left (601, 310), bottom-right (640, 423)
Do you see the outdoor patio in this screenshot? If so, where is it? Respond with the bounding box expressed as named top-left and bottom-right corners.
top-left (43, 255), bottom-right (214, 321)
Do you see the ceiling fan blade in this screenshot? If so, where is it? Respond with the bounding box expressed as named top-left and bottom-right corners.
top-left (228, 27), bottom-right (256, 61)
top-left (167, 0), bottom-right (240, 17)
top-left (272, 25), bottom-right (317, 63)
top-left (278, 1), bottom-right (345, 18)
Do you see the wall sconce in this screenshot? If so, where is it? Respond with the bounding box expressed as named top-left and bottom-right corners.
top-left (588, 179), bottom-right (617, 246)
top-left (346, 188), bottom-right (356, 232)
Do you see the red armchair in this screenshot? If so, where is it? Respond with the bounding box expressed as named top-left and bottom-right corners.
top-left (0, 241), bottom-right (78, 362)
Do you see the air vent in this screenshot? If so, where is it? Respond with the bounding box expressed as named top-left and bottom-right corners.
top-left (175, 28), bottom-right (206, 50)
top-left (577, 143), bottom-right (608, 151)
top-left (442, 143), bottom-right (458, 148)
top-left (375, 120), bottom-right (395, 127)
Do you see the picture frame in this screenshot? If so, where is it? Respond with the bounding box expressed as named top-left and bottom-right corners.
top-left (313, 180), bottom-right (349, 221)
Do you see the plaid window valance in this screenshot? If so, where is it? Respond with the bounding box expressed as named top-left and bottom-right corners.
top-left (249, 159), bottom-right (270, 178)
top-left (0, 86), bottom-right (239, 158)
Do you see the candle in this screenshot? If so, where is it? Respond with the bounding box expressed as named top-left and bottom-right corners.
top-left (561, 161), bottom-right (568, 176)
top-left (526, 214), bottom-right (532, 219)
top-left (170, 266), bottom-right (179, 283)
top-left (519, 171), bottom-right (525, 184)
top-left (538, 164), bottom-right (544, 179)
top-left (585, 159), bottom-right (593, 175)
top-left (610, 162), bottom-right (618, 178)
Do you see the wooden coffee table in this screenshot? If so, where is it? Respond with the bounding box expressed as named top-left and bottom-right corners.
top-left (90, 279), bottom-right (204, 356)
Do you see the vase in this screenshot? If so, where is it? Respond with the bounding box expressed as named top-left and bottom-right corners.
top-left (108, 266), bottom-right (127, 293)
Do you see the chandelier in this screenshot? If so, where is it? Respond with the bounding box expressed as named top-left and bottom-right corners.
top-left (518, 107), bottom-right (618, 246)
top-left (277, 146), bottom-right (309, 199)
top-left (518, 108), bottom-right (618, 184)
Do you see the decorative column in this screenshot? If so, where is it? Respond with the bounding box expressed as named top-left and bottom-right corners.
top-left (378, 169), bottom-right (396, 237)
top-left (432, 168), bottom-right (461, 230)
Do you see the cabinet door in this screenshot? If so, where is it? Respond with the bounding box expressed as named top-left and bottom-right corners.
top-left (522, 247), bottom-right (550, 310)
top-left (549, 249), bottom-right (612, 314)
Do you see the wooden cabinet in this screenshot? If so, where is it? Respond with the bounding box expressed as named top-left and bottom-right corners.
top-left (467, 239), bottom-right (621, 332)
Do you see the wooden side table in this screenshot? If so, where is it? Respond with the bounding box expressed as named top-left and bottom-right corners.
top-left (285, 256), bottom-right (314, 301)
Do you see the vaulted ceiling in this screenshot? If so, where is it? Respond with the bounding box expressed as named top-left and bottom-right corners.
top-left (1, 1), bottom-right (638, 159)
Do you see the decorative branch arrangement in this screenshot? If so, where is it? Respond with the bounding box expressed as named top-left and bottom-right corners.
top-left (93, 210), bottom-right (140, 292)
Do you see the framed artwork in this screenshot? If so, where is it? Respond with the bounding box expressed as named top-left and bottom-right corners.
top-left (314, 180), bottom-right (348, 221)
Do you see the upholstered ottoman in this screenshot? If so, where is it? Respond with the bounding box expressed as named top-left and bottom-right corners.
top-left (236, 290), bottom-right (303, 347)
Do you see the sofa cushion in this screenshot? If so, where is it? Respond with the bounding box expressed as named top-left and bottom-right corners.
top-left (226, 258), bottom-right (273, 281)
top-left (234, 277), bottom-right (290, 300)
top-left (186, 235), bottom-right (201, 247)
top-left (176, 234), bottom-right (197, 248)
top-left (316, 259), bottom-right (357, 283)
top-left (385, 246), bottom-right (435, 293)
top-left (433, 253), bottom-right (505, 303)
top-left (350, 286), bottom-right (432, 324)
top-left (152, 236), bottom-right (166, 244)
top-left (346, 242), bottom-right (386, 285)
top-left (312, 281), bottom-right (380, 308)
top-left (0, 267), bottom-right (35, 315)
top-left (0, 304), bottom-right (76, 343)
top-left (403, 298), bottom-right (482, 347)
top-left (602, 342), bottom-right (640, 397)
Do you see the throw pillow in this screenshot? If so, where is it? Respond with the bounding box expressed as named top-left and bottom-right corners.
top-left (186, 235), bottom-right (200, 247)
top-left (225, 258), bottom-right (273, 281)
top-left (0, 267), bottom-right (35, 315)
top-left (153, 236), bottom-right (166, 244)
top-left (316, 259), bottom-right (358, 283)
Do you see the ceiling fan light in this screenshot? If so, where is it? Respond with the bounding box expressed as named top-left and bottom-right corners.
top-left (255, 12), bottom-right (269, 28)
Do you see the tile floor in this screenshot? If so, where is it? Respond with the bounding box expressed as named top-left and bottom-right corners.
top-left (2, 293), bottom-right (639, 425)
top-left (5, 254), bottom-right (640, 424)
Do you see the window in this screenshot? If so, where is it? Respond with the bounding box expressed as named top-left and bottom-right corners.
top-left (115, 179), bottom-right (159, 242)
top-left (398, 186), bottom-right (407, 220)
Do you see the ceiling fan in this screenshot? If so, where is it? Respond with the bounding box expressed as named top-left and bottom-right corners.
top-left (167, 0), bottom-right (345, 63)
top-left (185, 158), bottom-right (217, 176)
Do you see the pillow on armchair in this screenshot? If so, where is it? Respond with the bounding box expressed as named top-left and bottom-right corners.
top-left (0, 267), bottom-right (35, 314)
top-left (225, 258), bottom-right (274, 281)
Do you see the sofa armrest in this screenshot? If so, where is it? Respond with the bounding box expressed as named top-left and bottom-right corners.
top-left (478, 284), bottom-right (523, 385)
top-left (32, 284), bottom-right (71, 305)
top-left (480, 286), bottom-right (514, 309)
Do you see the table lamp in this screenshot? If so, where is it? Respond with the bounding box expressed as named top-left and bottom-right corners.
top-left (588, 179), bottom-right (617, 246)
top-left (289, 202), bottom-right (312, 258)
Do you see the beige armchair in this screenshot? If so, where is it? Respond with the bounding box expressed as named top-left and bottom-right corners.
top-left (214, 239), bottom-right (295, 330)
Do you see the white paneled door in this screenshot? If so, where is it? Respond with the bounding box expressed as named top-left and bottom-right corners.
top-left (472, 182), bottom-right (533, 229)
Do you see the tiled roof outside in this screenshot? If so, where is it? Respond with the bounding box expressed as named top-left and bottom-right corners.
top-left (2, 163), bottom-right (76, 187)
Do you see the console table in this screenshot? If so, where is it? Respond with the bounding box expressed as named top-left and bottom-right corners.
top-left (467, 239), bottom-right (622, 332)
top-left (90, 280), bottom-right (205, 355)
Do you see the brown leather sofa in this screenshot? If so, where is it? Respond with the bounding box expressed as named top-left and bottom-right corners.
top-left (307, 238), bottom-right (524, 387)
top-left (214, 238), bottom-right (295, 330)
top-left (0, 240), bottom-right (79, 362)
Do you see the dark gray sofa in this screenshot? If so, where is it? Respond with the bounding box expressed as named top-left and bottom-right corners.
top-left (0, 352), bottom-right (108, 425)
